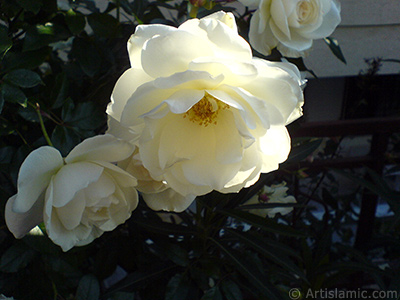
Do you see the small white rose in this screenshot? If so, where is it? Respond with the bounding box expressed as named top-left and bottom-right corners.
top-left (244, 182), bottom-right (296, 217)
top-left (243, 0), bottom-right (341, 57)
top-left (5, 134), bottom-right (138, 251)
top-left (107, 11), bottom-right (304, 211)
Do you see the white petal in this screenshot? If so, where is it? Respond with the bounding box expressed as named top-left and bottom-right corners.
top-left (141, 30), bottom-right (213, 78)
top-left (5, 195), bottom-right (44, 239)
top-left (65, 134), bottom-right (134, 164)
top-left (95, 161), bottom-right (138, 187)
top-left (55, 189), bottom-right (86, 230)
top-left (128, 24), bottom-right (177, 69)
top-left (106, 116), bottom-right (138, 143)
top-left (270, 0), bottom-right (291, 39)
top-left (107, 68), bottom-right (153, 122)
top-left (248, 10), bottom-right (278, 56)
top-left (142, 189), bottom-right (196, 213)
top-left (13, 146), bottom-right (63, 213)
top-left (51, 162), bottom-right (104, 208)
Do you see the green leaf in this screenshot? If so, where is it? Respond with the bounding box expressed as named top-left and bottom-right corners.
top-left (51, 125), bottom-right (81, 156)
top-left (220, 279), bottom-right (243, 300)
top-left (18, 105), bottom-right (40, 122)
top-left (133, 218), bottom-right (196, 236)
top-left (0, 92), bottom-right (4, 114)
top-left (109, 292), bottom-right (135, 300)
top-left (76, 274), bottom-right (100, 300)
top-left (285, 139), bottom-right (323, 164)
top-left (1, 83), bottom-right (27, 107)
top-left (227, 229), bottom-right (307, 282)
top-left (324, 37), bottom-right (346, 64)
top-left (219, 209), bottom-right (307, 237)
top-left (2, 48), bottom-right (50, 72)
top-left (163, 243), bottom-right (190, 267)
top-left (210, 239), bottom-right (283, 300)
top-left (201, 286), bottom-right (223, 300)
top-left (51, 73), bottom-right (70, 108)
top-left (165, 273), bottom-right (190, 300)
top-left (3, 69), bottom-right (43, 88)
top-left (87, 13), bottom-right (119, 38)
top-left (23, 23), bottom-right (70, 51)
top-left (0, 242), bottom-right (37, 273)
top-left (71, 38), bottom-right (102, 77)
top-left (0, 25), bottom-right (12, 55)
top-left (62, 100), bottom-right (105, 130)
top-left (16, 0), bottom-right (43, 14)
top-left (66, 9), bottom-right (86, 34)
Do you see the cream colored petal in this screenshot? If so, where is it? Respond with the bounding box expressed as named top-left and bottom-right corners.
top-left (142, 188), bottom-right (196, 212)
top-left (13, 146), bottom-right (63, 213)
top-left (128, 24), bottom-right (177, 69)
top-left (55, 189), bottom-right (86, 230)
top-left (300, 0), bottom-right (341, 39)
top-left (270, 0), bottom-right (291, 39)
top-left (106, 116), bottom-right (138, 143)
top-left (51, 162), bottom-right (103, 208)
top-left (141, 30), bottom-right (213, 78)
top-left (94, 161), bottom-right (138, 188)
top-left (65, 134), bottom-right (134, 164)
top-left (248, 10), bottom-right (278, 56)
top-left (107, 67), bottom-right (153, 122)
top-left (84, 172), bottom-right (116, 205)
top-left (5, 195), bottom-right (44, 239)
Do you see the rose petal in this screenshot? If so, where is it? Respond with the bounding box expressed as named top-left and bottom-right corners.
top-left (65, 134), bottom-right (134, 164)
top-left (51, 162), bottom-right (104, 208)
top-left (5, 195), bottom-right (44, 239)
top-left (142, 188), bottom-right (196, 212)
top-left (13, 146), bottom-right (63, 213)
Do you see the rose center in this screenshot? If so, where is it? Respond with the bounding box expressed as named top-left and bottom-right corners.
top-left (297, 0), bottom-right (318, 25)
top-left (184, 93), bottom-right (229, 127)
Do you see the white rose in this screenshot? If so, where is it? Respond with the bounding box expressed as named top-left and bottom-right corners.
top-left (5, 134), bottom-right (138, 251)
top-left (244, 0), bottom-right (341, 57)
top-left (107, 11), bottom-right (304, 212)
top-left (244, 183), bottom-right (296, 217)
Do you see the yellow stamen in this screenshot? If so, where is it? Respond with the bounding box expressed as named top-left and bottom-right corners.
top-left (184, 93), bottom-right (229, 127)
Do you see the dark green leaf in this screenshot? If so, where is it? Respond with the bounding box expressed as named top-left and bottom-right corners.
top-left (0, 92), bottom-right (4, 114)
top-left (3, 69), bottom-right (43, 88)
top-left (51, 125), bottom-right (81, 156)
top-left (23, 23), bottom-right (70, 52)
top-left (109, 292), bottom-right (135, 300)
top-left (72, 38), bottom-right (102, 77)
top-left (227, 229), bottom-right (307, 282)
top-left (62, 100), bottom-right (105, 130)
top-left (0, 146), bottom-right (14, 164)
top-left (66, 9), bottom-right (86, 34)
top-left (18, 105), bottom-right (40, 122)
top-left (201, 286), bottom-right (223, 300)
top-left (0, 242), bottom-right (37, 273)
top-left (219, 209), bottom-right (307, 237)
top-left (163, 243), bottom-right (190, 267)
top-left (220, 279), bottom-right (243, 300)
top-left (165, 273), bottom-right (190, 300)
top-left (286, 139), bottom-right (323, 164)
top-left (0, 25), bottom-right (12, 54)
top-left (16, 0), bottom-right (43, 14)
top-left (211, 239), bottom-right (283, 299)
top-left (324, 37), bottom-right (346, 64)
top-left (76, 274), bottom-right (100, 300)
top-left (2, 48), bottom-right (50, 72)
top-left (133, 218), bottom-right (196, 236)
top-left (1, 83), bottom-right (27, 107)
top-left (51, 73), bottom-right (70, 108)
top-left (87, 13), bottom-right (119, 38)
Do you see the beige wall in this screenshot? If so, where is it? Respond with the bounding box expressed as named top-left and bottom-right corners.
top-left (304, 0), bottom-right (400, 78)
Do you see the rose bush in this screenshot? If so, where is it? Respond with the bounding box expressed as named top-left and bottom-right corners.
top-left (241, 0), bottom-right (341, 57)
top-left (5, 135), bottom-right (138, 251)
top-left (107, 11), bottom-right (305, 212)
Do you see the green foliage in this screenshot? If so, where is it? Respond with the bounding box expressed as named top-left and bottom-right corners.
top-left (0, 0), bottom-right (398, 300)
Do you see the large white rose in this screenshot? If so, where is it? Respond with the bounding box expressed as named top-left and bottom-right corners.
top-left (243, 0), bottom-right (341, 57)
top-left (107, 11), bottom-right (304, 212)
top-left (5, 134), bottom-right (138, 251)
